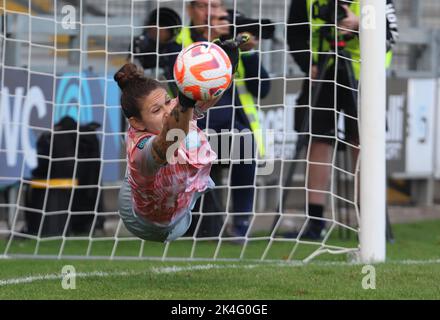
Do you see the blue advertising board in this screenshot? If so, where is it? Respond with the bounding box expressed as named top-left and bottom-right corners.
top-left (0, 68), bottom-right (123, 186)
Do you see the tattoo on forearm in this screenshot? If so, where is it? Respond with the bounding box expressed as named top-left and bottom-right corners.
top-left (152, 140), bottom-right (166, 162)
top-left (171, 107), bottom-right (180, 123)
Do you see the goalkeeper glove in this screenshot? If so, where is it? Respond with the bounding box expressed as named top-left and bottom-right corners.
top-left (213, 34), bottom-right (250, 74)
top-left (178, 91), bottom-right (197, 112)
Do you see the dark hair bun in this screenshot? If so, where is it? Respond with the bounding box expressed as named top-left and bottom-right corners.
top-left (114, 63), bottom-right (144, 90)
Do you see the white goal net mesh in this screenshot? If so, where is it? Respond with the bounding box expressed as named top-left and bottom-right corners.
top-left (0, 0), bottom-right (361, 262)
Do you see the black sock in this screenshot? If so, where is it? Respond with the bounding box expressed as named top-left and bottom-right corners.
top-left (308, 204), bottom-right (325, 230)
top-left (309, 204), bottom-right (324, 218)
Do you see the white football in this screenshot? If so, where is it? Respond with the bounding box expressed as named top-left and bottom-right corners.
top-left (174, 41), bottom-right (232, 101)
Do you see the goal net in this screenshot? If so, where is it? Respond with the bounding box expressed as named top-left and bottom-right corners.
top-left (0, 0), bottom-right (381, 262)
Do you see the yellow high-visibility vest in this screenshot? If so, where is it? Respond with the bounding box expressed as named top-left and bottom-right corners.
top-left (306, 0), bottom-right (393, 80)
top-left (175, 27), bottom-right (193, 48)
top-left (175, 27), bottom-right (265, 158)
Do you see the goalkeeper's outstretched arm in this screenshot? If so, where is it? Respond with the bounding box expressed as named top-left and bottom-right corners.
top-left (150, 93), bottom-right (195, 166)
top-left (151, 90), bottom-right (224, 166)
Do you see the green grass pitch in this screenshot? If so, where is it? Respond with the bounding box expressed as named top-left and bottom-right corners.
top-left (0, 220), bottom-right (439, 299)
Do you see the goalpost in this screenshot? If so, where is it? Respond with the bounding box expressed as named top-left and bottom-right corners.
top-left (0, 0), bottom-right (386, 263)
top-left (359, 0), bottom-right (386, 263)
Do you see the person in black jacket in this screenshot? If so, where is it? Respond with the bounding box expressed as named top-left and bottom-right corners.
top-left (286, 0), bottom-right (398, 239)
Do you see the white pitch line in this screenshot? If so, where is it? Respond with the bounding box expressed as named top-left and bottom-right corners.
top-left (0, 271), bottom-right (136, 287)
top-left (1, 259), bottom-right (439, 287)
top-left (0, 264), bottom-right (264, 287)
top-left (150, 263), bottom-right (262, 274)
top-left (393, 259), bottom-right (440, 265)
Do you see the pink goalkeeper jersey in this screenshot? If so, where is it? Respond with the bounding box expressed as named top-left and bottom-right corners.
top-left (126, 120), bottom-right (217, 225)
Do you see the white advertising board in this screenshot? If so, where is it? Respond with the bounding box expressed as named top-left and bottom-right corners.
top-left (405, 79), bottom-right (436, 176)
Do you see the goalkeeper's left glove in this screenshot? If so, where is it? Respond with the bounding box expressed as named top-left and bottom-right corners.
top-left (213, 34), bottom-right (250, 74)
top-left (177, 91), bottom-right (197, 112)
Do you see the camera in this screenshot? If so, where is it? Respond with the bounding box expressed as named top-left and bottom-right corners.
top-left (312, 0), bottom-right (347, 23)
top-left (224, 9), bottom-right (275, 40)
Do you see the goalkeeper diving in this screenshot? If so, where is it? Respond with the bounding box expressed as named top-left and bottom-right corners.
top-left (116, 36), bottom-right (246, 242)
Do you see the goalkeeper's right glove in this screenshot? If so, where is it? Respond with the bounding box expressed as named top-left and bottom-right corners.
top-left (213, 34), bottom-right (250, 74)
